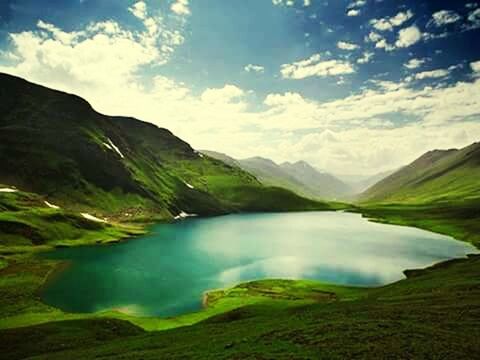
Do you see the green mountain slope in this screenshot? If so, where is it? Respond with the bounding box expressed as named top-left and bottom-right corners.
top-left (359, 142), bottom-right (480, 204)
top-left (202, 151), bottom-right (352, 200)
top-left (0, 73), bottom-right (329, 228)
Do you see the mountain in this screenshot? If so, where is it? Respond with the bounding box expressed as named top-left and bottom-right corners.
top-left (200, 150), bottom-right (240, 168)
top-left (280, 161), bottom-right (352, 199)
top-left (239, 157), bottom-right (311, 194)
top-left (202, 151), bottom-right (352, 200)
top-left (0, 73), bottom-right (329, 228)
top-left (360, 142), bottom-right (480, 203)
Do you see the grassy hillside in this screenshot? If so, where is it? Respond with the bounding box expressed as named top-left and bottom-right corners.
top-left (0, 188), bottom-right (142, 252)
top-left (0, 73), bottom-right (330, 229)
top-left (356, 142), bottom-right (480, 248)
top-left (360, 142), bottom-right (480, 204)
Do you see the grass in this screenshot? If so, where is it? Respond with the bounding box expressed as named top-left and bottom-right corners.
top-left (0, 259), bottom-right (364, 332)
top-left (1, 198), bottom-right (479, 358)
top-left (1, 254), bottom-right (479, 359)
top-left (0, 189), bottom-right (146, 252)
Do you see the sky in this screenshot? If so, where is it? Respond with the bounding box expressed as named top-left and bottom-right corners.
top-left (0, 0), bottom-right (480, 176)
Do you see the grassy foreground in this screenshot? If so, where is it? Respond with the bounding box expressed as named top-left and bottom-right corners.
top-left (0, 199), bottom-right (479, 358)
top-left (1, 254), bottom-right (479, 359)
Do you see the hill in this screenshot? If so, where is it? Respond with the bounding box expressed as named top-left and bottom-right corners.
top-left (0, 73), bottom-right (331, 247)
top-left (359, 142), bottom-right (480, 204)
top-left (202, 151), bottom-right (352, 200)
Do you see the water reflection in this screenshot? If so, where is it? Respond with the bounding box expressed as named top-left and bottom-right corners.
top-left (42, 212), bottom-right (478, 317)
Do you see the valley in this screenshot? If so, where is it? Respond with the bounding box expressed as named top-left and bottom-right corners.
top-left (0, 74), bottom-right (479, 359)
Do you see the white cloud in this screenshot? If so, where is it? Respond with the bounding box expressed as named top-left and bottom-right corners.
top-left (337, 41), bottom-right (359, 50)
top-left (171, 0), bottom-right (190, 16)
top-left (345, 0), bottom-right (365, 16)
top-left (262, 75), bottom-right (480, 131)
top-left (404, 58), bottom-right (426, 69)
top-left (0, 21), bottom-right (167, 91)
top-left (272, 0), bottom-right (303, 6)
top-left (357, 51), bottom-right (374, 64)
top-left (347, 9), bottom-right (360, 17)
top-left (395, 25), bottom-right (422, 48)
top-left (129, 1), bottom-right (147, 20)
top-left (280, 54), bottom-right (355, 79)
top-left (471, 60), bottom-right (480, 74)
top-left (244, 64), bottom-right (265, 73)
top-left (264, 92), bottom-right (307, 106)
top-left (201, 85), bottom-right (245, 104)
top-left (429, 10), bottom-right (461, 27)
top-left (348, 0), bottom-right (366, 8)
top-left (467, 8), bottom-right (480, 25)
top-left (375, 38), bottom-right (395, 51)
top-left (370, 10), bottom-right (414, 31)
top-left (411, 69), bottom-right (450, 81)
top-left (365, 31), bottom-right (395, 51)
top-left (366, 31), bottom-right (383, 42)
top-left (260, 78), bottom-right (480, 172)
top-left (1, 6), bottom-right (479, 175)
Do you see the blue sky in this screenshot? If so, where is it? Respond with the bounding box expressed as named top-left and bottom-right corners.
top-left (1, 0), bottom-right (480, 175)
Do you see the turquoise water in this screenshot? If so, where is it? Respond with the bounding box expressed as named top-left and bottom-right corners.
top-left (42, 212), bottom-right (477, 317)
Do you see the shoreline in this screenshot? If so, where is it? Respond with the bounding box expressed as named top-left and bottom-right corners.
top-left (36, 259), bottom-right (73, 299)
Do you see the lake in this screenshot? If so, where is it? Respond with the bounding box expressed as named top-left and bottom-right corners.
top-left (41, 212), bottom-right (478, 317)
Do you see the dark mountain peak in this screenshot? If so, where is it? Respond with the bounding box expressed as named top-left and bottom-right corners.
top-left (0, 72), bottom-right (95, 117)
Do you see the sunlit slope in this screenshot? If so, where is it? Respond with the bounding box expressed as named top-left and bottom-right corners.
top-left (0, 187), bottom-right (142, 250)
top-left (0, 73), bottom-right (329, 222)
top-left (360, 142), bottom-right (480, 204)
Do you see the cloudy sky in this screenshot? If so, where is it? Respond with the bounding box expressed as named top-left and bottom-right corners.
top-left (0, 0), bottom-right (480, 175)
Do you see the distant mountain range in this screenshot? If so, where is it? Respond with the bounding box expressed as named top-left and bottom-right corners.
top-left (202, 151), bottom-right (357, 200)
top-left (337, 170), bottom-right (397, 194)
top-left (360, 142), bottom-right (480, 204)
